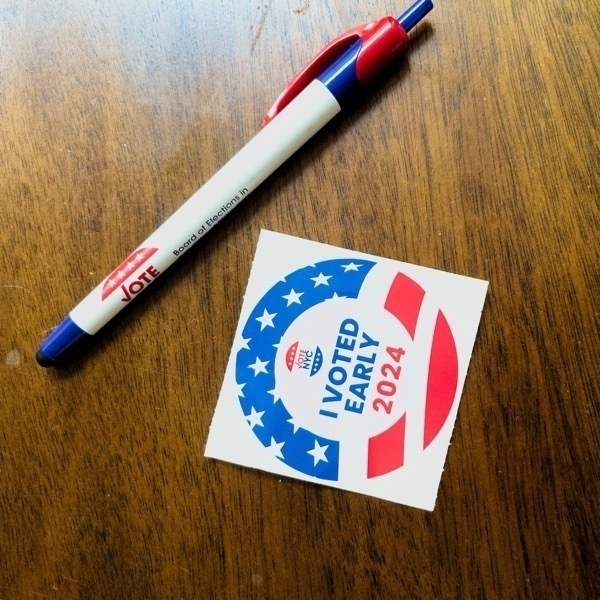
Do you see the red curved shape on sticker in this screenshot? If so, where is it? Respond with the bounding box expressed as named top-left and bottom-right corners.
top-left (285, 342), bottom-right (298, 371)
top-left (367, 414), bottom-right (406, 478)
top-left (384, 272), bottom-right (425, 339)
top-left (101, 247), bottom-right (158, 300)
top-left (423, 311), bottom-right (459, 449)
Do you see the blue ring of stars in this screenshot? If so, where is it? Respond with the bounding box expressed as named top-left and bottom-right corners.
top-left (235, 258), bottom-right (375, 480)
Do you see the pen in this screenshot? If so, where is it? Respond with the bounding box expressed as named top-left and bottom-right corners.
top-left (36, 0), bottom-right (433, 367)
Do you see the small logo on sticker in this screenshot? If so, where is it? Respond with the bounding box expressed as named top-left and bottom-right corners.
top-left (285, 342), bottom-right (323, 377)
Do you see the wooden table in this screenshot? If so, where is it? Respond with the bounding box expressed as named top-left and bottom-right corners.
top-left (1, 1), bottom-right (598, 597)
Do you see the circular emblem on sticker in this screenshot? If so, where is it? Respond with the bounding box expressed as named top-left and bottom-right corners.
top-left (235, 259), bottom-right (458, 482)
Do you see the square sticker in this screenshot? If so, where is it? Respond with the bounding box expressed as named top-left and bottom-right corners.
top-left (205, 230), bottom-right (488, 510)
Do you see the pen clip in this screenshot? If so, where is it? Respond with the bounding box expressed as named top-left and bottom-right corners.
top-left (262, 17), bottom-right (408, 127)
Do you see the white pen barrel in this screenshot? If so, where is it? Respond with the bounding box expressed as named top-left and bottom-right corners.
top-left (70, 80), bottom-right (341, 334)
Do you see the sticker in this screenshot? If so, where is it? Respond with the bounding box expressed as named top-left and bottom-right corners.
top-left (205, 230), bottom-right (488, 510)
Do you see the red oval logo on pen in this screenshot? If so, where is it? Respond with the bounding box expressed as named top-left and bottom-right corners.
top-left (101, 247), bottom-right (158, 301)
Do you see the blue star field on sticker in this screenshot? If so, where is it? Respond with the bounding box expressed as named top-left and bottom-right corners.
top-left (235, 258), bottom-right (375, 480)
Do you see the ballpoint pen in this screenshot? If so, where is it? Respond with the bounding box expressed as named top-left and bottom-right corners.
top-left (36, 0), bottom-right (434, 366)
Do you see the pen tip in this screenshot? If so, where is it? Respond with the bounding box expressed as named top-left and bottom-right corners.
top-left (36, 348), bottom-right (54, 368)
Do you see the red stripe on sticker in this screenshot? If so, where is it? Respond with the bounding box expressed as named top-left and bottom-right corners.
top-left (423, 311), bottom-right (458, 449)
top-left (384, 272), bottom-right (425, 339)
top-left (367, 414), bottom-right (406, 478)
top-left (101, 247), bottom-right (158, 300)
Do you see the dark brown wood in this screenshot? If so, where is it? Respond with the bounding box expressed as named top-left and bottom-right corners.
top-left (1, 1), bottom-right (598, 598)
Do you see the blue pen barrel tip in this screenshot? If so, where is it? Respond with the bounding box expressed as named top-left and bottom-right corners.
top-left (36, 348), bottom-right (55, 368)
top-left (398, 0), bottom-right (434, 31)
top-left (36, 316), bottom-right (90, 367)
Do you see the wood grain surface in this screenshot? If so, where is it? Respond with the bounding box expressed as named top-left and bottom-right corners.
top-left (0, 0), bottom-right (598, 598)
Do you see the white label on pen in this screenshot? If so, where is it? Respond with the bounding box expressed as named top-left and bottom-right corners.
top-left (69, 81), bottom-right (341, 334)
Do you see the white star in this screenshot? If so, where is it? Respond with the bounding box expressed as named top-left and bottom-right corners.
top-left (266, 389), bottom-right (283, 405)
top-left (311, 273), bottom-right (332, 287)
top-left (248, 357), bottom-right (269, 376)
top-left (341, 262), bottom-right (361, 272)
top-left (106, 278), bottom-right (118, 289)
top-left (245, 407), bottom-right (265, 429)
top-left (267, 437), bottom-right (285, 459)
top-left (282, 288), bottom-right (303, 306)
top-left (117, 269), bottom-right (128, 279)
top-left (330, 292), bottom-right (346, 299)
top-left (238, 336), bottom-right (251, 350)
top-left (307, 440), bottom-right (329, 466)
top-left (255, 308), bottom-right (276, 330)
top-left (287, 416), bottom-right (300, 434)
top-left (235, 381), bottom-right (246, 398)
top-left (126, 260), bottom-right (138, 270)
